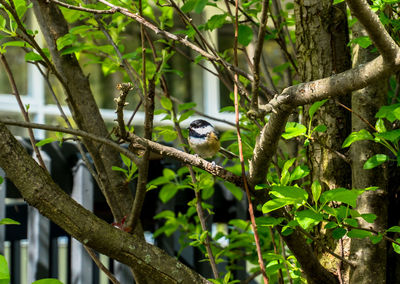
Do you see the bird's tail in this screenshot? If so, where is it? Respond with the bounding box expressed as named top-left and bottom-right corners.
top-left (219, 147), bottom-right (239, 159)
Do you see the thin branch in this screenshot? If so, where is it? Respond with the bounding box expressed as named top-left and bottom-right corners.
top-left (115, 83), bottom-right (133, 139)
top-left (344, 224), bottom-right (400, 247)
top-left (46, 0), bottom-right (115, 13)
top-left (269, 228), bottom-right (284, 284)
top-left (233, 0), bottom-right (268, 282)
top-left (167, 90), bottom-right (219, 279)
top-left (0, 119), bottom-right (243, 187)
top-left (297, 227), bottom-right (356, 268)
top-left (34, 63), bottom-right (102, 187)
top-left (336, 101), bottom-right (377, 132)
top-left (94, 15), bottom-right (144, 100)
top-left (250, 0), bottom-right (269, 115)
top-left (0, 54), bottom-right (47, 170)
top-left (279, 235), bottom-right (293, 284)
top-left (84, 246), bottom-right (121, 284)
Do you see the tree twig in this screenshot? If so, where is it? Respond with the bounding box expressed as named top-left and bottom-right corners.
top-left (84, 245), bottom-right (121, 284)
top-left (233, 0), bottom-right (269, 282)
top-left (250, 0), bottom-right (269, 115)
top-left (33, 62), bottom-right (102, 188)
top-left (0, 54), bottom-right (47, 170)
top-left (115, 83), bottom-right (133, 139)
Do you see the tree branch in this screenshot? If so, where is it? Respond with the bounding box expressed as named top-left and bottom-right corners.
top-left (0, 119), bottom-right (242, 187)
top-left (346, 0), bottom-right (400, 63)
top-left (249, 0), bottom-right (269, 115)
top-left (0, 122), bottom-right (211, 284)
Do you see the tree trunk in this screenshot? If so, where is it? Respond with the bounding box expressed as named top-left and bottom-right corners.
top-left (295, 0), bottom-right (352, 278)
top-left (349, 20), bottom-right (388, 284)
top-left (295, 0), bottom-right (351, 188)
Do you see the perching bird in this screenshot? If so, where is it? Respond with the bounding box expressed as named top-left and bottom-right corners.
top-left (188, 119), bottom-right (237, 159)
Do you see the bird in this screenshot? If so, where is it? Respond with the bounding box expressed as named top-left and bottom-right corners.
top-left (188, 119), bottom-right (237, 159)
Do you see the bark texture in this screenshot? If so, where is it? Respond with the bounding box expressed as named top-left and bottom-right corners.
top-left (295, 0), bottom-right (351, 190)
top-left (349, 21), bottom-right (388, 284)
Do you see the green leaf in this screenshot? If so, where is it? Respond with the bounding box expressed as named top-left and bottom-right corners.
top-left (361, 213), bottom-right (377, 223)
top-left (270, 185), bottom-right (308, 203)
top-left (36, 137), bottom-right (56, 147)
top-left (309, 99), bottom-right (328, 119)
top-left (0, 16), bottom-right (6, 30)
top-left (201, 186), bottom-right (214, 200)
top-left (387, 226), bottom-right (400, 233)
top-left (159, 183), bottom-right (179, 203)
top-left (347, 229), bottom-right (372, 239)
top-left (224, 182), bottom-right (243, 200)
top-left (289, 165), bottom-right (310, 182)
top-left (344, 218), bottom-right (358, 227)
top-left (163, 168), bottom-right (176, 180)
top-left (0, 255), bottom-right (10, 284)
top-left (325, 221), bottom-right (338, 229)
top-left (333, 0), bottom-right (345, 4)
top-left (14, 0), bottom-right (28, 18)
top-left (342, 129), bottom-right (374, 148)
top-left (376, 103), bottom-right (400, 123)
top-left (120, 153), bottom-right (131, 167)
top-left (295, 209), bottom-right (323, 230)
top-left (393, 238), bottom-right (400, 254)
top-left (350, 36), bottom-right (372, 48)
top-left (0, 218), bottom-right (20, 225)
top-left (332, 227), bottom-right (347, 239)
top-left (56, 33), bottom-right (77, 50)
top-left (312, 124), bottom-right (327, 133)
top-left (111, 166), bottom-right (128, 175)
top-left (375, 118), bottom-right (387, 133)
top-left (178, 110), bottom-right (195, 122)
top-left (32, 279), bottom-right (63, 284)
top-left (282, 122), bottom-right (307, 139)
top-left (370, 234), bottom-right (383, 244)
top-left (363, 154), bottom-right (389, 169)
top-left (181, 0), bottom-right (196, 13)
top-left (238, 25), bottom-right (253, 46)
top-left (2, 41), bottom-right (32, 48)
top-left (257, 216), bottom-right (285, 227)
top-left (311, 180), bottom-right (322, 204)
top-left (320, 188), bottom-right (361, 207)
top-left (262, 199), bottom-right (293, 214)
top-left (25, 51), bottom-right (43, 62)
top-left (255, 184), bottom-right (268, 190)
top-left (178, 102), bottom-right (196, 112)
top-left (281, 226), bottom-right (294, 236)
top-left (160, 97), bottom-right (173, 111)
top-left (0, 176), bottom-right (3, 185)
top-left (194, 0), bottom-right (208, 14)
top-left (154, 210), bottom-right (175, 219)
top-left (376, 129), bottom-right (400, 143)
top-left (205, 14), bottom-right (226, 31)
top-left (69, 25), bottom-right (92, 35)
top-left (280, 158), bottom-right (296, 186)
